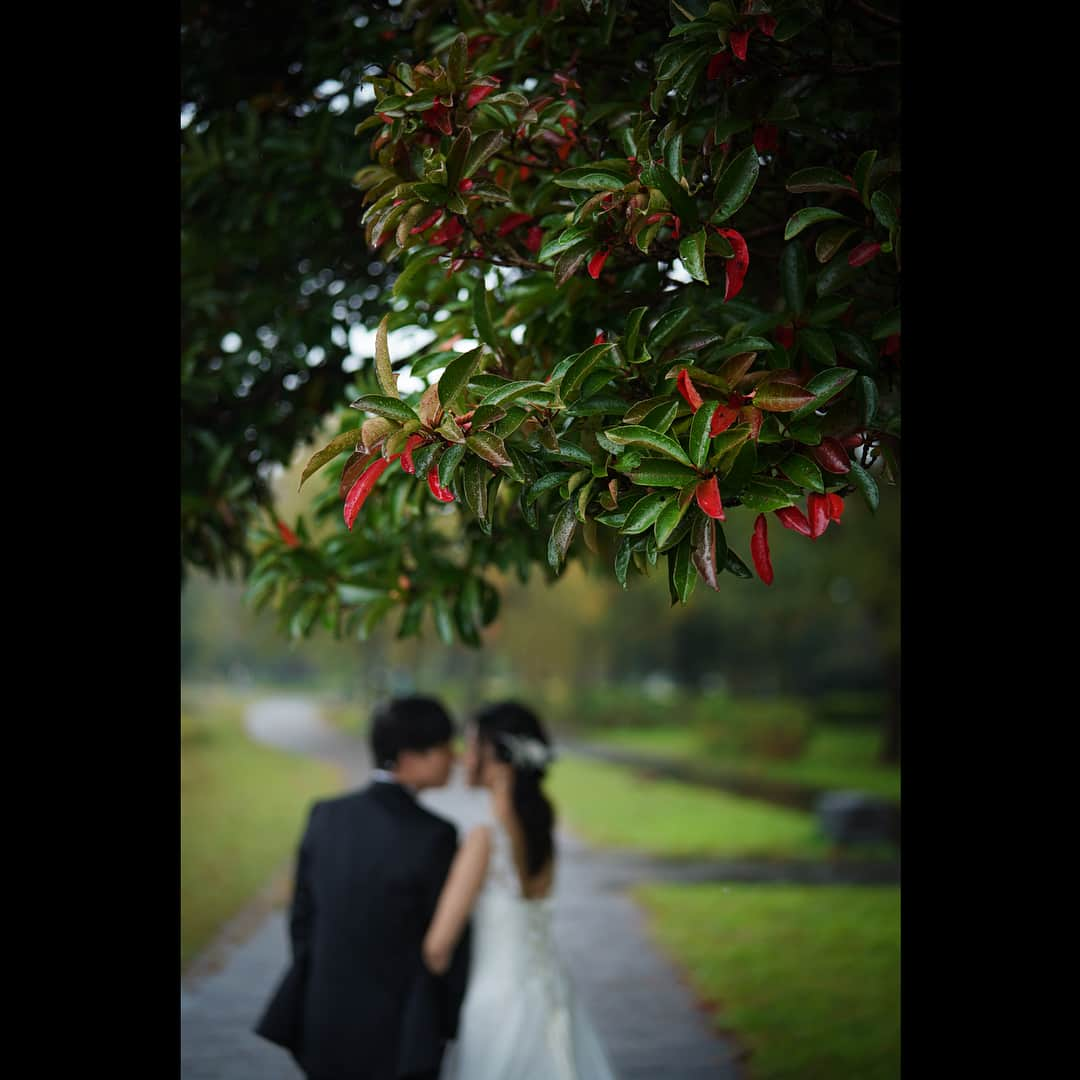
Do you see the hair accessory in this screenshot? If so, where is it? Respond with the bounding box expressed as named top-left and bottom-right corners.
top-left (495, 732), bottom-right (555, 771)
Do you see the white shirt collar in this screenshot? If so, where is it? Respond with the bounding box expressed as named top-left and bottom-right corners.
top-left (371, 768), bottom-right (418, 796)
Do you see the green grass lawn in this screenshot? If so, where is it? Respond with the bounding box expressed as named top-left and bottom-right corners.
top-left (587, 724), bottom-right (900, 801)
top-left (636, 883), bottom-right (900, 1080)
top-left (547, 756), bottom-right (851, 860)
top-left (180, 686), bottom-right (343, 971)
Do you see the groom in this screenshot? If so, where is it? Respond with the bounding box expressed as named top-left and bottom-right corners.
top-left (254, 696), bottom-right (470, 1080)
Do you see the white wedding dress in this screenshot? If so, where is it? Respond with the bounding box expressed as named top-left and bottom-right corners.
top-left (440, 816), bottom-right (618, 1080)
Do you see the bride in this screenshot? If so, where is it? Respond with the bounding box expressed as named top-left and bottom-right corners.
top-left (422, 701), bottom-right (618, 1080)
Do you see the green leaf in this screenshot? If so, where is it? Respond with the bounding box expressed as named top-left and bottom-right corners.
top-left (462, 455), bottom-right (493, 533)
top-left (640, 400), bottom-right (681, 434)
top-left (853, 150), bottom-right (878, 208)
top-left (780, 241), bottom-right (808, 315)
top-left (628, 459), bottom-right (701, 487)
top-left (561, 342), bottom-right (616, 402)
top-left (524, 470), bottom-right (568, 506)
top-left (871, 190), bottom-right (898, 229)
top-left (808, 298), bottom-right (852, 327)
top-left (650, 164), bottom-right (698, 226)
top-left (463, 130), bottom-right (507, 179)
top-left (654, 491), bottom-right (692, 548)
top-left (349, 395), bottom-right (419, 424)
top-left (779, 453), bottom-right (824, 493)
top-left (815, 225), bottom-right (858, 264)
top-left (647, 307), bottom-right (694, 354)
top-left (615, 534), bottom-right (632, 588)
top-left (448, 32), bottom-right (468, 89)
top-left (479, 379), bottom-right (548, 408)
top-left (473, 281), bottom-right (499, 351)
top-left (784, 206), bottom-right (850, 241)
top-left (785, 167), bottom-right (857, 195)
top-left (437, 345), bottom-right (486, 411)
top-left (724, 548), bottom-right (753, 579)
top-left (622, 306), bottom-right (649, 365)
top-left (554, 242), bottom-right (593, 288)
top-left (711, 145), bottom-right (760, 224)
top-left (554, 171), bottom-right (626, 192)
top-left (434, 441), bottom-right (465, 489)
top-left (374, 315), bottom-right (399, 398)
top-left (668, 533), bottom-right (697, 605)
top-left (689, 401), bottom-right (719, 470)
top-left (708, 336), bottom-right (775, 360)
top-left (445, 128), bottom-right (472, 192)
top-left (739, 482), bottom-right (799, 512)
top-left (548, 501), bottom-right (577, 572)
top-left (816, 258), bottom-right (858, 298)
top-left (800, 327), bottom-right (837, 367)
top-left (605, 425), bottom-right (694, 467)
top-left (774, 8), bottom-right (819, 41)
top-left (466, 431), bottom-right (512, 468)
top-left (871, 308), bottom-right (901, 340)
top-left (848, 459), bottom-right (879, 511)
top-left (788, 367), bottom-right (858, 422)
top-left (678, 229), bottom-right (709, 283)
top-left (858, 375), bottom-right (879, 426)
top-left (298, 429), bottom-right (362, 491)
top-left (538, 224), bottom-right (594, 262)
top-left (622, 492), bottom-right (669, 534)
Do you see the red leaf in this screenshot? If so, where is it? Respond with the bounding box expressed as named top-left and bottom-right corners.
top-left (826, 493), bottom-right (845, 522)
top-left (882, 333), bottom-right (901, 356)
top-left (774, 324), bottom-right (795, 349)
top-left (677, 369), bottom-right (704, 412)
top-left (752, 124), bottom-right (779, 153)
top-left (587, 249), bottom-right (610, 279)
top-left (466, 85), bottom-right (495, 109)
top-left (695, 477), bottom-right (726, 521)
top-left (277, 521), bottom-right (300, 548)
top-left (409, 210), bottom-right (443, 236)
top-left (730, 29), bottom-right (750, 61)
top-left (750, 514), bottom-right (774, 585)
top-left (497, 212), bottom-right (533, 237)
top-left (707, 52), bottom-right (732, 79)
top-left (848, 241), bottom-right (883, 267)
top-left (524, 225), bottom-right (544, 253)
top-left (424, 102), bottom-right (453, 135)
top-left (709, 402), bottom-right (740, 436)
top-left (593, 332), bottom-right (606, 345)
top-left (344, 457), bottom-right (391, 530)
top-left (400, 435), bottom-right (426, 476)
top-left (427, 465), bottom-right (456, 503)
top-left (429, 217), bottom-right (465, 246)
top-left (812, 436), bottom-right (852, 475)
top-left (841, 431), bottom-right (865, 448)
top-left (458, 178), bottom-right (475, 193)
top-left (757, 15), bottom-right (778, 37)
top-left (715, 227), bottom-right (749, 301)
top-left (807, 493), bottom-right (830, 539)
top-left (775, 506), bottom-right (812, 537)
top-left (740, 405), bottom-right (764, 441)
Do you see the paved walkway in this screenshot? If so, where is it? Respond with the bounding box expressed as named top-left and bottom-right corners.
top-left (181, 698), bottom-right (742, 1080)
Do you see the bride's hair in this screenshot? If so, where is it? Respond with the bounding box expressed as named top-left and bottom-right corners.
top-left (472, 701), bottom-right (556, 877)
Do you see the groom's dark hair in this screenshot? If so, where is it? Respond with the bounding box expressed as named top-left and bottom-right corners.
top-left (370, 696), bottom-right (455, 769)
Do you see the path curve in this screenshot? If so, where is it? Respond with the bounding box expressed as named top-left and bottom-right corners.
top-left (181, 697), bottom-right (742, 1080)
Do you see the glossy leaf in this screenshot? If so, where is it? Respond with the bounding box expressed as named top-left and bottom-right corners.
top-left (350, 395), bottom-right (420, 425)
top-left (679, 228), bottom-right (709, 283)
top-left (780, 241), bottom-right (808, 315)
top-left (604, 425), bottom-right (694, 467)
top-left (711, 145), bottom-right (760, 223)
top-left (437, 346), bottom-right (486, 411)
top-left (548, 502), bottom-right (577, 572)
top-left (298, 429), bottom-right (362, 492)
top-left (848, 459), bottom-right (879, 511)
top-left (783, 207), bottom-right (850, 240)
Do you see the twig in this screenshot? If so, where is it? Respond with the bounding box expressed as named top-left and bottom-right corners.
top-left (848, 0), bottom-right (902, 28)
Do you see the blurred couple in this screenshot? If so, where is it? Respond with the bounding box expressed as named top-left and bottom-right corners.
top-left (255, 697), bottom-right (618, 1080)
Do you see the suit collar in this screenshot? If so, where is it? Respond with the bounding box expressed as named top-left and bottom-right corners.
top-left (367, 777), bottom-right (420, 810)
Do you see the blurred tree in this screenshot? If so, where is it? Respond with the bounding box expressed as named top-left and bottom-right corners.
top-left (181, 1), bottom-right (406, 579)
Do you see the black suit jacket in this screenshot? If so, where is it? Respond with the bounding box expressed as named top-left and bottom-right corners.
top-left (254, 781), bottom-right (471, 1079)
